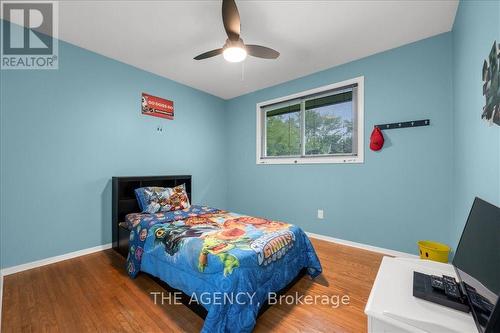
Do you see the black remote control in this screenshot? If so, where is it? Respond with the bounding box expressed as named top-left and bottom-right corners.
top-left (430, 275), bottom-right (445, 291)
top-left (466, 285), bottom-right (494, 314)
top-left (443, 276), bottom-right (461, 300)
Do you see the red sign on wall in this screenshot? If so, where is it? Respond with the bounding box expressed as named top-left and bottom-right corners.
top-left (141, 93), bottom-right (174, 120)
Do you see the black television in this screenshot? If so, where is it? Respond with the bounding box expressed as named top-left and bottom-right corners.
top-left (453, 197), bottom-right (500, 333)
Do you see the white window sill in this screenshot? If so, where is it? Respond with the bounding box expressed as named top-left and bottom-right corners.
top-left (256, 156), bottom-right (364, 165)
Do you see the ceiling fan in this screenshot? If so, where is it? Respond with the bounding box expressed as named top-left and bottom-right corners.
top-left (194, 0), bottom-right (280, 63)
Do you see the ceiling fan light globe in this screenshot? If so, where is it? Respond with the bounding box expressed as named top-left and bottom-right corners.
top-left (223, 46), bottom-right (247, 62)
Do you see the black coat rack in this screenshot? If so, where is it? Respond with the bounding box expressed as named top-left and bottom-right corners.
top-left (375, 119), bottom-right (430, 130)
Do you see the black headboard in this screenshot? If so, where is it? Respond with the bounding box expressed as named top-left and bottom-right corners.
top-left (112, 175), bottom-right (192, 256)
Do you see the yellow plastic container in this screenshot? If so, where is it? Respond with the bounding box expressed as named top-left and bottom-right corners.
top-left (418, 240), bottom-right (450, 263)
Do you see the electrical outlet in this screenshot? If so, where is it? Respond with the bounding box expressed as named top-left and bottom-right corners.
top-left (317, 209), bottom-right (324, 219)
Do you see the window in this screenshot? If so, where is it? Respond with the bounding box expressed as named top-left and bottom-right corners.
top-left (256, 77), bottom-right (364, 164)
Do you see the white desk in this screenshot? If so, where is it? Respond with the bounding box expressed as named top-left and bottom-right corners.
top-left (365, 257), bottom-right (477, 333)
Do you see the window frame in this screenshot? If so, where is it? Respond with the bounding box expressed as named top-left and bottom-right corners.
top-left (256, 76), bottom-right (364, 165)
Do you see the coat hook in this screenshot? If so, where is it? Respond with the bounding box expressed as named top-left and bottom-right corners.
top-left (375, 119), bottom-right (430, 130)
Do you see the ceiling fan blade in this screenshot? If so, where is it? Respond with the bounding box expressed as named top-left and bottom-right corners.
top-left (222, 0), bottom-right (240, 41)
top-left (246, 45), bottom-right (280, 59)
top-left (194, 48), bottom-right (223, 60)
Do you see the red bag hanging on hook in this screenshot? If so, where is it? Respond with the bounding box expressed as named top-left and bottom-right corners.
top-left (370, 127), bottom-right (384, 151)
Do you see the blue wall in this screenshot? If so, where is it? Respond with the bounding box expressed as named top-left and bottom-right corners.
top-left (451, 1), bottom-right (500, 249)
top-left (225, 33), bottom-right (454, 255)
top-left (0, 40), bottom-right (227, 268)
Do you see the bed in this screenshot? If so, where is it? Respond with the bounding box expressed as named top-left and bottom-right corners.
top-left (112, 175), bottom-right (322, 333)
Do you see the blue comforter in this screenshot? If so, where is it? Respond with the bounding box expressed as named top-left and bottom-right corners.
top-left (126, 205), bottom-right (322, 333)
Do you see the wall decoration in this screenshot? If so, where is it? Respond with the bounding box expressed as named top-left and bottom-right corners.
top-left (482, 41), bottom-right (500, 126)
top-left (141, 93), bottom-right (174, 120)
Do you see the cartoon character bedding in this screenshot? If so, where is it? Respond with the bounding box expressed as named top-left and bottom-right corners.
top-left (126, 205), bottom-right (322, 333)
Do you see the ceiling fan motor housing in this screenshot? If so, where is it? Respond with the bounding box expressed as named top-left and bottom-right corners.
top-left (224, 38), bottom-right (245, 50)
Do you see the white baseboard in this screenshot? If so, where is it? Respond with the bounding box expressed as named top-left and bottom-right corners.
top-left (306, 231), bottom-right (418, 259)
top-left (1, 243), bottom-right (112, 276)
top-left (0, 233), bottom-right (416, 277)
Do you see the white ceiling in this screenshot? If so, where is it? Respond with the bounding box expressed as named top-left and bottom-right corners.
top-left (58, 0), bottom-right (458, 99)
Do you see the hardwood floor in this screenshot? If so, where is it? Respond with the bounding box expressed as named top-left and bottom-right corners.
top-left (1, 239), bottom-right (384, 332)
